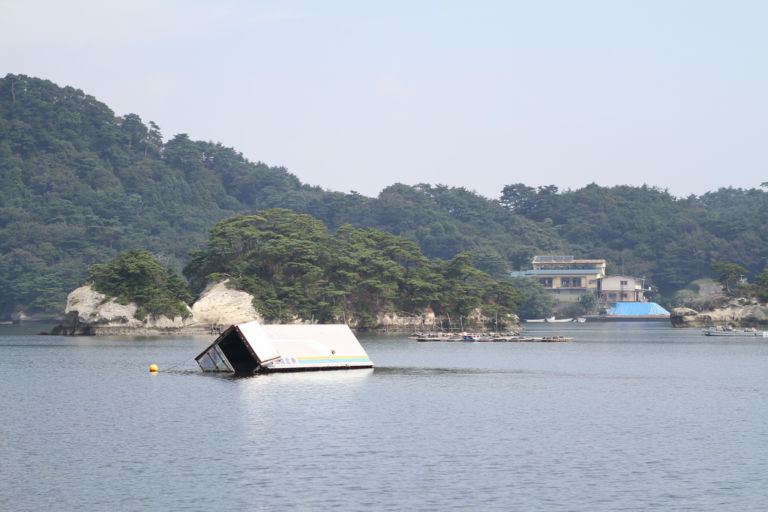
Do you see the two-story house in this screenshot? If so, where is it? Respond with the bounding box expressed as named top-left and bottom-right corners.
top-left (597, 275), bottom-right (649, 305)
top-left (511, 255), bottom-right (651, 305)
top-left (509, 255), bottom-right (606, 303)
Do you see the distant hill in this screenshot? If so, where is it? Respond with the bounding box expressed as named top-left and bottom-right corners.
top-left (0, 74), bottom-right (329, 317)
top-left (1, 74), bottom-right (767, 319)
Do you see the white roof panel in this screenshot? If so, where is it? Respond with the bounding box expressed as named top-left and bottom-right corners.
top-left (237, 320), bottom-right (281, 364)
top-left (261, 324), bottom-right (373, 370)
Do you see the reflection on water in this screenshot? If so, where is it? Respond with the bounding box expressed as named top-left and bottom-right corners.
top-left (1, 323), bottom-right (767, 511)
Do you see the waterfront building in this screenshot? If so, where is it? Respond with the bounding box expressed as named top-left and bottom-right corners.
top-left (598, 275), bottom-right (650, 305)
top-left (509, 255), bottom-right (606, 303)
top-left (510, 255), bottom-right (651, 305)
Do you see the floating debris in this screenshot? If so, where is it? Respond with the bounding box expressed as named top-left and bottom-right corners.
top-left (196, 321), bottom-right (374, 374)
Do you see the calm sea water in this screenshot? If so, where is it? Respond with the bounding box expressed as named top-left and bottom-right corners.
top-left (1, 322), bottom-right (766, 511)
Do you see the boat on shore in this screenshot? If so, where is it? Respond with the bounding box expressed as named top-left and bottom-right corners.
top-left (703, 326), bottom-right (768, 337)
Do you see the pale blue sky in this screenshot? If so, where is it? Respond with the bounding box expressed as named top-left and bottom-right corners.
top-left (2, 0), bottom-right (766, 199)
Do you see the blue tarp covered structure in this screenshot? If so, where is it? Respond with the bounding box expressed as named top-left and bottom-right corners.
top-left (605, 302), bottom-right (670, 316)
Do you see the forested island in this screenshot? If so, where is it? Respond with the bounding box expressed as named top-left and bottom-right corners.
top-left (1, 74), bottom-right (768, 326)
top-left (62, 212), bottom-right (526, 333)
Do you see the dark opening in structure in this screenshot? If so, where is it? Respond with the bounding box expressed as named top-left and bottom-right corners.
top-left (217, 330), bottom-right (260, 374)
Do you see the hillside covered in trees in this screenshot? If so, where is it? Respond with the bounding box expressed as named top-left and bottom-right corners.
top-left (182, 210), bottom-right (525, 328)
top-left (1, 74), bottom-right (767, 320)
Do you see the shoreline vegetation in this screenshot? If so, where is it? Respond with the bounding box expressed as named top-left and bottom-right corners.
top-left (48, 214), bottom-right (529, 335)
top-left (2, 74), bottom-right (768, 328)
top-left (45, 242), bottom-right (768, 336)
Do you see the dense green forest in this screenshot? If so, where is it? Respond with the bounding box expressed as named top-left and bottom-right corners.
top-left (1, 74), bottom-right (767, 319)
top-left (183, 210), bottom-right (525, 328)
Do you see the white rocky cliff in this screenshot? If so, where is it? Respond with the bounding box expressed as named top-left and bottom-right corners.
top-left (51, 280), bottom-right (262, 335)
top-left (189, 281), bottom-right (263, 326)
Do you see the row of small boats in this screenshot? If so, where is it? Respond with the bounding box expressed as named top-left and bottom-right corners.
top-left (702, 326), bottom-right (768, 337)
top-left (409, 332), bottom-right (573, 343)
top-left (524, 317), bottom-right (586, 323)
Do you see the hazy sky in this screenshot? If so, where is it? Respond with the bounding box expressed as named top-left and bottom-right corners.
top-left (2, 0), bottom-right (766, 199)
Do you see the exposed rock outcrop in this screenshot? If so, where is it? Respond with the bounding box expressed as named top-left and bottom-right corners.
top-left (373, 309), bottom-right (438, 331)
top-left (50, 285), bottom-right (193, 335)
top-left (189, 281), bottom-right (263, 326)
top-left (671, 300), bottom-right (768, 327)
top-left (49, 280), bottom-right (520, 335)
top-left (50, 279), bottom-right (260, 336)
top-left (371, 307), bottom-right (518, 332)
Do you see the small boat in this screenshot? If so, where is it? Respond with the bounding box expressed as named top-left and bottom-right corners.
top-left (414, 331), bottom-right (519, 342)
top-left (524, 317), bottom-right (555, 323)
top-left (408, 331), bottom-right (452, 340)
top-left (525, 317), bottom-right (574, 323)
top-left (572, 317), bottom-right (586, 323)
top-left (703, 326), bottom-right (768, 337)
top-left (539, 336), bottom-right (573, 342)
top-left (414, 333), bottom-right (572, 343)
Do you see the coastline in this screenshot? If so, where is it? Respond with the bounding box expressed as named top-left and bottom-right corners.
top-left (671, 300), bottom-right (768, 328)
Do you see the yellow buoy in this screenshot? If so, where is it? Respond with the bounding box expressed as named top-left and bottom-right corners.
top-left (149, 364), bottom-right (158, 373)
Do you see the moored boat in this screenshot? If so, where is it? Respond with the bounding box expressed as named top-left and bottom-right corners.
top-left (703, 326), bottom-right (768, 337)
top-left (413, 332), bottom-right (572, 342)
top-left (524, 316), bottom-right (576, 323)
top-left (524, 317), bottom-right (555, 323)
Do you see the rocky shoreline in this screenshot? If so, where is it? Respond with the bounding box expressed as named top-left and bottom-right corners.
top-left (48, 280), bottom-right (263, 336)
top-left (47, 279), bottom-right (515, 335)
top-left (38, 279), bottom-right (768, 334)
top-left (671, 299), bottom-right (768, 328)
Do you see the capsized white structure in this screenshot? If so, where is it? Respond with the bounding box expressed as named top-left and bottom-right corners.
top-left (195, 321), bottom-right (374, 374)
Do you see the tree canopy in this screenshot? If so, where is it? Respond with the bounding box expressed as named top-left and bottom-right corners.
top-left (88, 249), bottom-right (192, 320)
top-left (1, 73), bottom-right (767, 319)
top-left (184, 209), bottom-right (525, 328)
